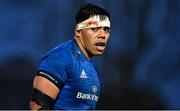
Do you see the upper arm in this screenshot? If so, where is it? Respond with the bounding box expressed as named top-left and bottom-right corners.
top-left (30, 52), bottom-right (69, 109)
top-left (33, 76), bottom-right (60, 100)
top-left (30, 76), bottom-right (60, 110)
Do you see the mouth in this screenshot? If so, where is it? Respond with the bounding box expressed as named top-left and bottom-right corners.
top-left (95, 42), bottom-right (106, 52)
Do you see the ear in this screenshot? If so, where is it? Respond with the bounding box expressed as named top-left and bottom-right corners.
top-left (75, 29), bottom-right (81, 38)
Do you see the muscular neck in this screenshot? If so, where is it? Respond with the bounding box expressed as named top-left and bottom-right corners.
top-left (75, 37), bottom-right (93, 60)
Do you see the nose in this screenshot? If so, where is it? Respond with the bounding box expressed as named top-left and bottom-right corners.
top-left (98, 28), bottom-right (106, 39)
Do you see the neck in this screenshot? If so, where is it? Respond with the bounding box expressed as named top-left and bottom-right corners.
top-left (75, 37), bottom-right (93, 60)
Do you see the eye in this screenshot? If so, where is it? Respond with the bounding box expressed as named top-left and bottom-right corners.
top-left (90, 27), bottom-right (98, 31)
top-left (103, 27), bottom-right (110, 32)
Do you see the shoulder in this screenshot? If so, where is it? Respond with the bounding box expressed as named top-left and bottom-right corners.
top-left (40, 40), bottom-right (73, 65)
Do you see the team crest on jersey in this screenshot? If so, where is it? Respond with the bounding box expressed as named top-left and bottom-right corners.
top-left (92, 85), bottom-right (97, 93)
top-left (80, 70), bottom-right (87, 79)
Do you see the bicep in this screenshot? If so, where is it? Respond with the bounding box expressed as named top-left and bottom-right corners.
top-left (33, 76), bottom-right (60, 100)
top-left (30, 76), bottom-right (60, 109)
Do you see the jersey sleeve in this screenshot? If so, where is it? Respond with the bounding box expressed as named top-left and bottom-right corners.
top-left (37, 52), bottom-right (69, 89)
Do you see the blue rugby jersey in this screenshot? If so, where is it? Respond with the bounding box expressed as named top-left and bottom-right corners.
top-left (37, 39), bottom-right (100, 110)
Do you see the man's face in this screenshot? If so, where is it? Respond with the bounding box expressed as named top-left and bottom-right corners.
top-left (78, 27), bottom-right (110, 56)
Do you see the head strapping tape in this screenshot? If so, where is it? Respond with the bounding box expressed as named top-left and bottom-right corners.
top-left (76, 15), bottom-right (110, 30)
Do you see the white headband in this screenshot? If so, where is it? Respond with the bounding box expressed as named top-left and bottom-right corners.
top-left (76, 15), bottom-right (110, 30)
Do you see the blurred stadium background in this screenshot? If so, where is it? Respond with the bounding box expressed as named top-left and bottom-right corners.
top-left (0, 0), bottom-right (180, 109)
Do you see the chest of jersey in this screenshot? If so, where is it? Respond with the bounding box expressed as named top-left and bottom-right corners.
top-left (55, 55), bottom-right (100, 109)
top-left (69, 58), bottom-right (100, 95)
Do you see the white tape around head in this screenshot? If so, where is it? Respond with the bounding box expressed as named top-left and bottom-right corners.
top-left (76, 15), bottom-right (110, 30)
